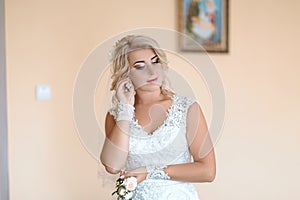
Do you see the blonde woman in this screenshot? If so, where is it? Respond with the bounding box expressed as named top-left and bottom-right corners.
top-left (100, 35), bottom-right (216, 199)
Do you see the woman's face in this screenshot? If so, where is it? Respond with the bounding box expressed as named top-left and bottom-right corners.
top-left (128, 48), bottom-right (164, 91)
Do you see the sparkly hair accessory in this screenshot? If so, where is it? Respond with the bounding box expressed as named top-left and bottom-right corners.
top-left (108, 43), bottom-right (117, 62)
top-left (108, 49), bottom-right (114, 62)
top-left (108, 38), bottom-right (124, 62)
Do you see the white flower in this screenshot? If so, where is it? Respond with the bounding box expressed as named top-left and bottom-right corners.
top-left (117, 186), bottom-right (126, 196)
top-left (124, 177), bottom-right (137, 191)
top-left (124, 191), bottom-right (133, 200)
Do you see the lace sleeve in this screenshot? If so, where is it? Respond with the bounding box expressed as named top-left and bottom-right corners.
top-left (108, 102), bottom-right (135, 122)
top-left (180, 95), bottom-right (197, 126)
top-left (108, 107), bottom-right (117, 119)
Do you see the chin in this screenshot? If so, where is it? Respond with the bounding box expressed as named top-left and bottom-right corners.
top-left (138, 84), bottom-right (161, 91)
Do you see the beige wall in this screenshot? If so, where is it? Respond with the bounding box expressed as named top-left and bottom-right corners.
top-left (6, 0), bottom-right (300, 199)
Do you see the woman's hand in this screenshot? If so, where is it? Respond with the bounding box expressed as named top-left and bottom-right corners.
top-left (122, 167), bottom-right (147, 184)
top-left (116, 78), bottom-right (135, 105)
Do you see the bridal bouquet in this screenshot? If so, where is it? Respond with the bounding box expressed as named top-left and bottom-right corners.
top-left (112, 176), bottom-right (137, 200)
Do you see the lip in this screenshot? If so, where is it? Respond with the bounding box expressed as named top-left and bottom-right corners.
top-left (147, 77), bottom-right (158, 83)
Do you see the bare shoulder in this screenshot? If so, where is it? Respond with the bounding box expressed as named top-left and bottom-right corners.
top-left (186, 101), bottom-right (201, 126)
top-left (187, 101), bottom-right (204, 116)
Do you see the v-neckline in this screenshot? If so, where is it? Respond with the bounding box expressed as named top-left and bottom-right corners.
top-left (133, 94), bottom-right (176, 136)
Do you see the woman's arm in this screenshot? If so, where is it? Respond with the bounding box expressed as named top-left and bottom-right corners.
top-left (124, 102), bottom-right (216, 183)
top-left (124, 103), bottom-right (216, 182)
top-left (100, 112), bottom-right (131, 174)
top-left (164, 102), bottom-right (216, 182)
top-left (100, 78), bottom-right (135, 174)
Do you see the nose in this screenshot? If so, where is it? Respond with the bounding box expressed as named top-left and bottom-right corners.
top-left (147, 63), bottom-right (155, 75)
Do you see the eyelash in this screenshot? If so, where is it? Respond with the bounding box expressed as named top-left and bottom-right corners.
top-left (134, 58), bottom-right (160, 70)
top-left (152, 58), bottom-right (160, 64)
top-left (135, 65), bottom-right (145, 70)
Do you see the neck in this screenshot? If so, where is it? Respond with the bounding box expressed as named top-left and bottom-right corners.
top-left (135, 89), bottom-right (163, 104)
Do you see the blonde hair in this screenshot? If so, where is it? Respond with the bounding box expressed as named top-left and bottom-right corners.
top-left (109, 35), bottom-right (171, 92)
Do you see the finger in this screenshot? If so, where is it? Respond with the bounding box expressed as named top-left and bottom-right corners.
top-left (124, 82), bottom-right (132, 91)
top-left (136, 175), bottom-right (146, 184)
top-left (119, 170), bottom-right (125, 176)
top-left (123, 171), bottom-right (140, 178)
top-left (124, 168), bottom-right (146, 177)
top-left (116, 78), bottom-right (130, 91)
top-left (124, 80), bottom-right (134, 93)
top-left (118, 81), bottom-right (134, 96)
top-left (123, 172), bottom-right (134, 178)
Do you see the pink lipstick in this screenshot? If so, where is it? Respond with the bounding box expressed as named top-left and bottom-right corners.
top-left (147, 77), bottom-right (158, 83)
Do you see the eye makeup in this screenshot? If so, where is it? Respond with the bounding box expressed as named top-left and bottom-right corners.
top-left (151, 55), bottom-right (160, 64)
top-left (133, 62), bottom-right (146, 70)
top-left (132, 55), bottom-right (160, 70)
top-left (128, 49), bottom-right (164, 90)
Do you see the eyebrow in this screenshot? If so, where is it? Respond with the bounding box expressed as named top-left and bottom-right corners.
top-left (133, 55), bottom-right (158, 65)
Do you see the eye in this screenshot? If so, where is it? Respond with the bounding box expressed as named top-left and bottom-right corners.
top-left (151, 57), bottom-right (160, 65)
top-left (134, 63), bottom-right (146, 70)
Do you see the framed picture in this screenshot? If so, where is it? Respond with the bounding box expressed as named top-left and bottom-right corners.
top-left (178, 0), bottom-right (229, 52)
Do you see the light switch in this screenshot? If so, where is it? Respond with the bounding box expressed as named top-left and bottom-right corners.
top-left (36, 85), bottom-right (51, 101)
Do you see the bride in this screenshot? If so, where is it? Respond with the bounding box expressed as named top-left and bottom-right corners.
top-left (100, 35), bottom-right (216, 199)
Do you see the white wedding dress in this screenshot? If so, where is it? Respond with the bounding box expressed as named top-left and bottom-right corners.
top-left (111, 94), bottom-right (200, 200)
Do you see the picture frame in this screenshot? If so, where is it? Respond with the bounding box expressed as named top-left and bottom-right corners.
top-left (178, 0), bottom-right (229, 53)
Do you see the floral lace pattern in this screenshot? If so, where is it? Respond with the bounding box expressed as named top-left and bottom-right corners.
top-left (134, 179), bottom-right (199, 200)
top-left (110, 94), bottom-right (200, 199)
top-left (126, 95), bottom-right (195, 169)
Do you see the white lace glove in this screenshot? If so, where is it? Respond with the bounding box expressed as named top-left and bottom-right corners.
top-left (146, 165), bottom-right (170, 180)
top-left (116, 101), bottom-right (135, 122)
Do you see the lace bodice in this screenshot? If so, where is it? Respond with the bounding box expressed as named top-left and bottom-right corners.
top-left (110, 94), bottom-right (200, 199)
top-left (125, 94), bottom-right (195, 170)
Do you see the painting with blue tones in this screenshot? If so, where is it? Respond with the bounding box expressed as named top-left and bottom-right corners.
top-left (178, 0), bottom-right (228, 52)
